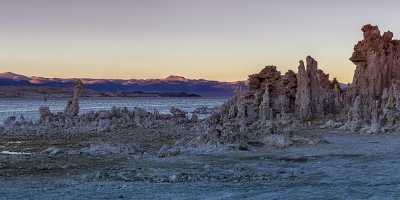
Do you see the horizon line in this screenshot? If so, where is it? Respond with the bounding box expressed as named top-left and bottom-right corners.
top-left (0, 71), bottom-right (246, 83)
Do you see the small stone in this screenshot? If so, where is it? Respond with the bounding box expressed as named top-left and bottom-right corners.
top-left (169, 174), bottom-right (177, 182)
top-left (262, 134), bottom-right (293, 148)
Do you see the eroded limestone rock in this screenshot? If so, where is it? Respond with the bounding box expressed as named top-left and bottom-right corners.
top-left (206, 55), bottom-right (342, 144)
top-left (344, 24), bottom-right (400, 133)
top-left (205, 24), bottom-right (400, 140)
top-left (65, 79), bottom-right (84, 116)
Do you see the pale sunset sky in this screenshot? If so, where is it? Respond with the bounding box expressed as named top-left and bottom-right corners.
top-left (1, 0), bottom-right (400, 82)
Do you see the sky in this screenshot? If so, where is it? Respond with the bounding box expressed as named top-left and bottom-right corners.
top-left (0, 0), bottom-right (400, 82)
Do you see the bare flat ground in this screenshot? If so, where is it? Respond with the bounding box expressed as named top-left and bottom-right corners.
top-left (1, 131), bottom-right (400, 200)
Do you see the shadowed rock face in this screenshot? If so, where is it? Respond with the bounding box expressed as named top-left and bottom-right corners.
top-left (295, 57), bottom-right (342, 121)
top-left (347, 24), bottom-right (400, 131)
top-left (349, 24), bottom-right (400, 97)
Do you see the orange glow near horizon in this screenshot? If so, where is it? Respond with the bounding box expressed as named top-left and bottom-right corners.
top-left (1, 1), bottom-right (399, 83)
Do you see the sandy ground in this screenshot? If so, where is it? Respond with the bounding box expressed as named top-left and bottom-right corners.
top-left (1, 131), bottom-right (400, 200)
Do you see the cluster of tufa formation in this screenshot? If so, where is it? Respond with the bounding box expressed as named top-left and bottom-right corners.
top-left (206, 24), bottom-right (400, 144)
top-left (1, 80), bottom-right (199, 135)
top-left (205, 56), bottom-right (343, 144)
top-left (2, 24), bottom-right (400, 148)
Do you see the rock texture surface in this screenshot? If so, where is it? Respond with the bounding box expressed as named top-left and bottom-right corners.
top-left (205, 24), bottom-right (400, 143)
top-left (344, 24), bottom-right (400, 132)
top-left (205, 56), bottom-right (342, 144)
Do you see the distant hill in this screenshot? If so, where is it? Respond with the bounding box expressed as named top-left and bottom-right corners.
top-left (0, 72), bottom-right (245, 97)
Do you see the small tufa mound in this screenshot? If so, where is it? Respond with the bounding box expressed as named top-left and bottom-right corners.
top-left (170, 107), bottom-right (187, 119)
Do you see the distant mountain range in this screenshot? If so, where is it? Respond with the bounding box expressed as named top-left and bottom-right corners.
top-left (0, 72), bottom-right (245, 97)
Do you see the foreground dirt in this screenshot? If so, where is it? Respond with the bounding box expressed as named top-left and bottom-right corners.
top-left (1, 131), bottom-right (400, 200)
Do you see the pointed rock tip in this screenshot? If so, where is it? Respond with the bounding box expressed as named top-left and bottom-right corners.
top-left (362, 24), bottom-right (379, 32)
top-left (361, 24), bottom-right (381, 40)
top-left (383, 31), bottom-right (393, 42)
top-left (306, 55), bottom-right (315, 60)
top-left (306, 56), bottom-right (317, 65)
top-left (298, 60), bottom-right (306, 72)
top-left (263, 65), bottom-right (277, 70)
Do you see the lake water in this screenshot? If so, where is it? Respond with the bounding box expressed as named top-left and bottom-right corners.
top-left (0, 97), bottom-right (228, 123)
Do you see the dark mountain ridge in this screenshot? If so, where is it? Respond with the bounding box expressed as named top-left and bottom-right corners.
top-left (0, 72), bottom-right (245, 97)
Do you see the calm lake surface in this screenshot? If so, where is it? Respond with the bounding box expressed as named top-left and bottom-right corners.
top-left (0, 97), bottom-right (228, 123)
